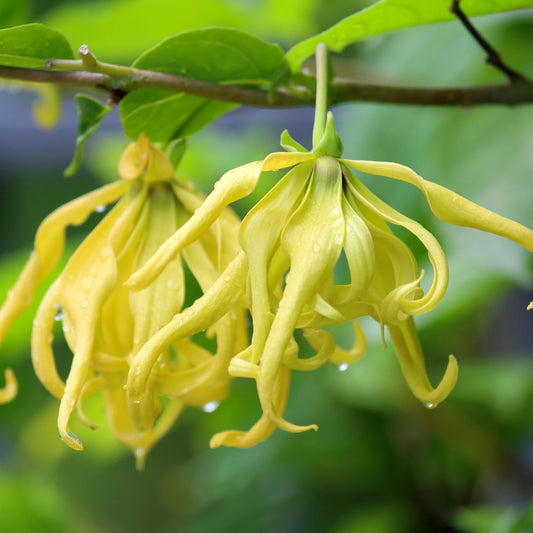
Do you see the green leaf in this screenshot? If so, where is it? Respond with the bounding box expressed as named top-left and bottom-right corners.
top-left (120, 90), bottom-right (235, 143)
top-left (286, 0), bottom-right (533, 71)
top-left (64, 95), bottom-right (110, 177)
top-left (120, 27), bottom-right (289, 142)
top-left (0, 23), bottom-right (73, 68)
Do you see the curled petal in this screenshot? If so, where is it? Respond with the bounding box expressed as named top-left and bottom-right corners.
top-left (388, 318), bottom-right (458, 406)
top-left (127, 252), bottom-right (247, 401)
top-left (210, 365), bottom-right (294, 449)
top-left (343, 160), bottom-right (533, 252)
top-left (305, 321), bottom-right (367, 366)
top-left (0, 369), bottom-right (17, 404)
top-left (347, 177), bottom-right (448, 316)
top-left (289, 329), bottom-right (335, 371)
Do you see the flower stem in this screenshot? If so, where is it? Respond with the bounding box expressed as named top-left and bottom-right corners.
top-left (312, 43), bottom-right (329, 149)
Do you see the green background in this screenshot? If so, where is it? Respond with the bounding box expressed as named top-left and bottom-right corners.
top-left (0, 0), bottom-right (532, 532)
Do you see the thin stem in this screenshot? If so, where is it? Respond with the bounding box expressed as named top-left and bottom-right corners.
top-left (312, 43), bottom-right (329, 147)
top-left (449, 0), bottom-right (523, 83)
top-left (0, 64), bottom-right (532, 107)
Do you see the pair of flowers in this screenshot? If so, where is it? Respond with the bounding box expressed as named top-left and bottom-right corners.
top-left (1, 115), bottom-right (531, 467)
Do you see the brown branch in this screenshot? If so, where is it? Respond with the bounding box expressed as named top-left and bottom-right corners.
top-left (450, 0), bottom-right (524, 83)
top-left (0, 64), bottom-right (532, 108)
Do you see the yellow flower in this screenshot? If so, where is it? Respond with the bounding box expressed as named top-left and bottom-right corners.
top-left (128, 113), bottom-right (533, 448)
top-left (0, 133), bottom-right (246, 468)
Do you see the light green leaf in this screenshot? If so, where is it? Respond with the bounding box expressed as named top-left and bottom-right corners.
top-left (0, 23), bottom-right (73, 68)
top-left (286, 0), bottom-right (533, 71)
top-left (120, 27), bottom-right (289, 142)
top-left (64, 95), bottom-right (111, 177)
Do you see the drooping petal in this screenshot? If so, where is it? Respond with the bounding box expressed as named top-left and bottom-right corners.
top-left (31, 279), bottom-right (65, 399)
top-left (343, 160), bottom-right (533, 252)
top-left (126, 152), bottom-right (314, 290)
top-left (347, 175), bottom-right (448, 317)
top-left (210, 364), bottom-right (293, 449)
top-left (387, 318), bottom-right (458, 406)
top-left (0, 181), bottom-right (128, 350)
top-left (127, 251), bottom-right (248, 401)
top-left (57, 187), bottom-right (147, 450)
top-left (241, 161), bottom-right (314, 360)
top-left (257, 157), bottom-right (343, 431)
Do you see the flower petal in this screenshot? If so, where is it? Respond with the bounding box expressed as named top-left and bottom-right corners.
top-left (0, 181), bottom-right (128, 351)
top-left (257, 157), bottom-right (343, 431)
top-left (210, 365), bottom-right (293, 449)
top-left (343, 160), bottom-right (533, 252)
top-left (0, 369), bottom-right (17, 404)
top-left (388, 318), bottom-right (458, 406)
top-left (127, 252), bottom-right (247, 401)
top-left (127, 152), bottom-right (314, 291)
top-left (347, 175), bottom-right (448, 317)
top-left (31, 279), bottom-right (65, 399)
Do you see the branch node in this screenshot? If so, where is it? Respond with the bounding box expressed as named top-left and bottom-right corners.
top-left (78, 45), bottom-right (98, 71)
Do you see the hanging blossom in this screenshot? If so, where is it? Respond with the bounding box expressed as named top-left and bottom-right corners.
top-left (0, 133), bottom-right (247, 468)
top-left (126, 109), bottom-right (533, 449)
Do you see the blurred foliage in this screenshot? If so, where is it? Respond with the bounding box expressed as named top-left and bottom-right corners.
top-left (0, 1), bottom-right (532, 533)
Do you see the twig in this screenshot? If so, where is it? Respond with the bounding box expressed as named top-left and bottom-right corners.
top-left (449, 0), bottom-right (524, 83)
top-left (0, 64), bottom-right (532, 108)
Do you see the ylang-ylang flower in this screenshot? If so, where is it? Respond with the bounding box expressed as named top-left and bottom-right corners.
top-left (128, 108), bottom-right (533, 448)
top-left (0, 133), bottom-right (246, 468)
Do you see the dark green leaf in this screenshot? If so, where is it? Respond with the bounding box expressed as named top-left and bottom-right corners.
top-left (65, 95), bottom-right (110, 177)
top-left (287, 0), bottom-right (533, 71)
top-left (120, 27), bottom-right (289, 142)
top-left (0, 23), bottom-right (73, 68)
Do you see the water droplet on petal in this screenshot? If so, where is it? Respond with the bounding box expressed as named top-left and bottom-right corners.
top-left (424, 402), bottom-right (437, 410)
top-left (54, 305), bottom-right (63, 321)
top-left (329, 206), bottom-right (342, 220)
top-left (95, 205), bottom-right (106, 213)
top-left (202, 401), bottom-right (220, 413)
top-left (80, 276), bottom-right (94, 291)
top-left (338, 363), bottom-right (349, 372)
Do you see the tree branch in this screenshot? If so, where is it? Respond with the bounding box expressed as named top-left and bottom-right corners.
top-left (0, 63), bottom-right (532, 108)
top-left (450, 0), bottom-right (523, 83)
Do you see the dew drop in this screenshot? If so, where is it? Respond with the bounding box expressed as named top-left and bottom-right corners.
top-left (166, 279), bottom-right (178, 290)
top-left (80, 276), bottom-right (94, 291)
top-left (95, 204), bottom-right (106, 213)
top-left (424, 402), bottom-right (437, 410)
top-left (54, 305), bottom-right (63, 321)
top-left (338, 363), bottom-right (349, 372)
top-left (329, 206), bottom-right (342, 220)
top-left (202, 401), bottom-right (220, 413)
